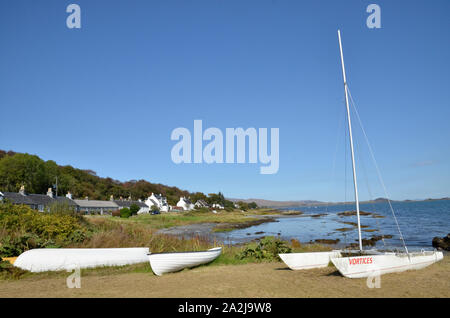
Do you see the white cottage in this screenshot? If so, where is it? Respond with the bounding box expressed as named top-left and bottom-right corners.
top-left (212, 203), bottom-right (225, 210)
top-left (176, 197), bottom-right (194, 211)
top-left (145, 193), bottom-right (170, 212)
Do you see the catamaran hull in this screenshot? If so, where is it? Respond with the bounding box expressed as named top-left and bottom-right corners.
top-left (331, 251), bottom-right (443, 278)
top-left (148, 247), bottom-right (222, 276)
top-left (279, 251), bottom-right (342, 270)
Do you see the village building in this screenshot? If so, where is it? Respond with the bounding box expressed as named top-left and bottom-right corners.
top-left (145, 193), bottom-right (170, 212)
top-left (0, 186), bottom-right (77, 212)
top-left (111, 195), bottom-right (150, 214)
top-left (177, 196), bottom-right (194, 211)
top-left (73, 198), bottom-right (119, 215)
top-left (194, 199), bottom-right (209, 208)
top-left (212, 203), bottom-right (225, 210)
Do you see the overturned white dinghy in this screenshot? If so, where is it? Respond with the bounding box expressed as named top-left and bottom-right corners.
top-left (279, 251), bottom-right (342, 270)
top-left (14, 248), bottom-right (149, 272)
top-left (148, 247), bottom-right (222, 276)
top-left (331, 250), bottom-right (443, 279)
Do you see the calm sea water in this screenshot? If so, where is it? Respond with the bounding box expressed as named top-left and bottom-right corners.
top-left (216, 200), bottom-right (450, 250)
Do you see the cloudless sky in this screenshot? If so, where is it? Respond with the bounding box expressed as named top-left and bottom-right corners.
top-left (0, 0), bottom-right (449, 202)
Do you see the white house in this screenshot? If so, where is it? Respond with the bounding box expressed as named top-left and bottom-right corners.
top-left (212, 203), bottom-right (225, 210)
top-left (145, 193), bottom-right (170, 212)
top-left (177, 197), bottom-right (194, 211)
top-left (195, 199), bottom-right (209, 208)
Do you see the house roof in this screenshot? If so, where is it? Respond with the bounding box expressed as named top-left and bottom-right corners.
top-left (1, 192), bottom-right (77, 207)
top-left (2, 192), bottom-right (36, 205)
top-left (113, 200), bottom-right (147, 208)
top-left (73, 200), bottom-right (119, 208)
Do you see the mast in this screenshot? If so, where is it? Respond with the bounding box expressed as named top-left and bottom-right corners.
top-left (337, 30), bottom-right (363, 251)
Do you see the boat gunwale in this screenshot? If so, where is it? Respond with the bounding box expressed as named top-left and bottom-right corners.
top-left (147, 247), bottom-right (222, 256)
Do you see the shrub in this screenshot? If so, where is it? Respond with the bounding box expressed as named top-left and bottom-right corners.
top-left (0, 203), bottom-right (90, 257)
top-left (236, 236), bottom-right (291, 261)
top-left (111, 210), bottom-right (121, 217)
top-left (120, 208), bottom-right (132, 218)
top-left (0, 257), bottom-right (28, 279)
top-left (129, 204), bottom-right (140, 215)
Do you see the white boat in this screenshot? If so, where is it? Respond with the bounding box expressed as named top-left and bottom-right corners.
top-left (280, 30), bottom-right (443, 276)
top-left (331, 251), bottom-right (444, 278)
top-left (148, 247), bottom-right (222, 276)
top-left (330, 30), bottom-right (443, 278)
top-left (13, 247), bottom-right (149, 272)
top-left (279, 251), bottom-right (342, 270)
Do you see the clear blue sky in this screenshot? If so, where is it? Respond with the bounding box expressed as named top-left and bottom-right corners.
top-left (1, 0), bottom-right (449, 202)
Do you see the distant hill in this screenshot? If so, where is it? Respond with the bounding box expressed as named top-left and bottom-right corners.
top-left (0, 150), bottom-right (190, 205)
top-left (227, 198), bottom-right (324, 208)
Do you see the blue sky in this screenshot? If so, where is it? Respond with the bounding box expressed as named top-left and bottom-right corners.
top-left (0, 0), bottom-right (449, 201)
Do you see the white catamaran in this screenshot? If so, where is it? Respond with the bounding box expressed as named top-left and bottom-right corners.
top-left (280, 30), bottom-right (443, 278)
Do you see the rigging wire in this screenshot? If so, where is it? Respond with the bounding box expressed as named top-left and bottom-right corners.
top-left (347, 87), bottom-right (409, 254)
top-left (325, 104), bottom-right (347, 214)
top-left (352, 116), bottom-right (387, 247)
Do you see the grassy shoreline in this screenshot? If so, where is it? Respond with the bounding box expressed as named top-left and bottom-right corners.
top-left (1, 256), bottom-right (448, 297)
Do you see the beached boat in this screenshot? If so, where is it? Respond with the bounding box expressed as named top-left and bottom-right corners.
top-left (331, 250), bottom-right (444, 278)
top-left (148, 247), bottom-right (222, 276)
top-left (330, 30), bottom-right (443, 278)
top-left (13, 247), bottom-right (149, 272)
top-left (279, 251), bottom-right (342, 270)
top-left (279, 30), bottom-right (443, 276)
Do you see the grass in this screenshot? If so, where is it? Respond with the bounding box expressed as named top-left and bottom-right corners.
top-left (98, 210), bottom-right (260, 229)
top-left (0, 206), bottom-right (334, 281)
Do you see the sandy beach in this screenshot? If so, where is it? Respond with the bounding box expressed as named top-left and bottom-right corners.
top-left (1, 255), bottom-right (448, 298)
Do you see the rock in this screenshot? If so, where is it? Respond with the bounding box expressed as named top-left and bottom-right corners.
top-left (432, 233), bottom-right (450, 251)
top-left (315, 238), bottom-right (340, 245)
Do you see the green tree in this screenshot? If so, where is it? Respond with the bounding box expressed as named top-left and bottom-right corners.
top-left (0, 153), bottom-right (48, 193)
top-left (248, 202), bottom-right (258, 209)
top-left (120, 208), bottom-right (132, 218)
top-left (129, 204), bottom-right (140, 215)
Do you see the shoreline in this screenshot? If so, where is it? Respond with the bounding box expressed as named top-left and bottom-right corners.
top-left (1, 256), bottom-right (449, 297)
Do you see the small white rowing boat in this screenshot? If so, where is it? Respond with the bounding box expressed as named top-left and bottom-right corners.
top-left (14, 248), bottom-right (150, 272)
top-left (148, 247), bottom-right (222, 276)
top-left (279, 251), bottom-right (342, 270)
top-left (331, 250), bottom-right (444, 278)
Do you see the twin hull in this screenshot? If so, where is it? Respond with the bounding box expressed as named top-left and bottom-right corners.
top-left (331, 251), bottom-right (443, 278)
top-left (278, 251), bottom-right (342, 270)
top-left (148, 247), bottom-right (222, 276)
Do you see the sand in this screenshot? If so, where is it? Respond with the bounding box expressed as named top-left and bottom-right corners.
top-left (1, 256), bottom-right (449, 298)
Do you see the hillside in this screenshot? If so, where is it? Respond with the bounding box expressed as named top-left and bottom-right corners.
top-left (0, 150), bottom-right (190, 205)
top-left (227, 198), bottom-right (323, 207)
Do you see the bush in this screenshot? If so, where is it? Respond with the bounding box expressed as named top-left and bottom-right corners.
top-left (120, 208), bottom-right (132, 218)
top-left (129, 204), bottom-right (140, 215)
top-left (111, 210), bottom-right (121, 217)
top-left (0, 257), bottom-right (28, 279)
top-left (0, 203), bottom-right (90, 257)
top-left (237, 236), bottom-right (291, 261)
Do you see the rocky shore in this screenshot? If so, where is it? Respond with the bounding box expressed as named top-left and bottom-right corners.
top-left (432, 233), bottom-right (450, 251)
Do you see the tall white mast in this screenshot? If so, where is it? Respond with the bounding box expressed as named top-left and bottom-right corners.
top-left (338, 30), bottom-right (363, 251)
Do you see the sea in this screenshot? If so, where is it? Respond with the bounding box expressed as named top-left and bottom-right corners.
top-left (215, 200), bottom-right (450, 250)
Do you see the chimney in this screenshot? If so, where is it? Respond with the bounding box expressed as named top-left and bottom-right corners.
top-left (66, 192), bottom-right (72, 199)
top-left (47, 188), bottom-right (53, 198)
top-left (19, 185), bottom-right (25, 195)
top-left (110, 195), bottom-right (114, 201)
